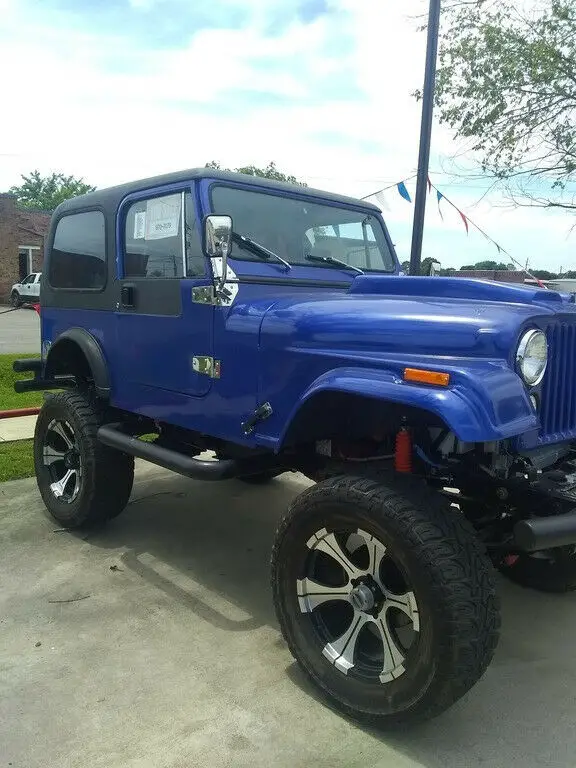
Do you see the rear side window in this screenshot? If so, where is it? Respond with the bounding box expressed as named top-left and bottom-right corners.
top-left (50, 211), bottom-right (106, 289)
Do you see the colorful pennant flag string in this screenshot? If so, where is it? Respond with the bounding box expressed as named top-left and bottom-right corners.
top-left (362, 175), bottom-right (547, 288)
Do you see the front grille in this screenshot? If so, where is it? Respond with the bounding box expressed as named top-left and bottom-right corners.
top-left (539, 323), bottom-right (576, 444)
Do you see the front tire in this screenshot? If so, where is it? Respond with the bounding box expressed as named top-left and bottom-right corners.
top-left (271, 475), bottom-right (500, 726)
top-left (34, 391), bottom-right (134, 529)
top-left (10, 291), bottom-right (21, 307)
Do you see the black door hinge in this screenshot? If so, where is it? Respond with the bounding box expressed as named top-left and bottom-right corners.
top-left (242, 402), bottom-right (273, 435)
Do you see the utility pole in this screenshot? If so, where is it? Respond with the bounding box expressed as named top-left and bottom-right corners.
top-left (409, 0), bottom-right (442, 276)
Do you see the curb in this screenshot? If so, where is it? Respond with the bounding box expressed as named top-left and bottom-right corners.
top-left (0, 408), bottom-right (40, 420)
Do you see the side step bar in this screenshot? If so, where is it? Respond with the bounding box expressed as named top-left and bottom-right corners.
top-left (97, 423), bottom-right (278, 482)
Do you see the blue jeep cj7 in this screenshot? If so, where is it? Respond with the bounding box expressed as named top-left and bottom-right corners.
top-left (14, 168), bottom-right (576, 724)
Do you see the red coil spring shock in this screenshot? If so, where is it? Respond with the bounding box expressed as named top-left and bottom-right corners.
top-left (394, 426), bottom-right (412, 473)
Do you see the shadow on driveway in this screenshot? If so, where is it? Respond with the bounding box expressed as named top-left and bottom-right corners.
top-left (83, 468), bottom-right (576, 768)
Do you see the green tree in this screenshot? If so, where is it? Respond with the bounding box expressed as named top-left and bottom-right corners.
top-left (460, 261), bottom-right (510, 271)
top-left (205, 160), bottom-right (306, 186)
top-left (532, 269), bottom-right (559, 280)
top-left (9, 170), bottom-right (95, 212)
top-left (431, 1), bottom-right (576, 210)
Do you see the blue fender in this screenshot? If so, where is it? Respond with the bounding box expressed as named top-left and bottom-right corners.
top-left (277, 364), bottom-right (538, 447)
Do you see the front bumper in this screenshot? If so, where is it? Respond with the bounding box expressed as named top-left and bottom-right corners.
top-left (511, 459), bottom-right (576, 552)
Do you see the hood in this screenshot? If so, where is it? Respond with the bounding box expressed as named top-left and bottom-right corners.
top-left (349, 275), bottom-right (575, 308)
top-left (259, 277), bottom-right (575, 362)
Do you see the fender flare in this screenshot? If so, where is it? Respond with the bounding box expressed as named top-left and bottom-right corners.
top-left (278, 366), bottom-right (537, 446)
top-left (45, 328), bottom-right (111, 399)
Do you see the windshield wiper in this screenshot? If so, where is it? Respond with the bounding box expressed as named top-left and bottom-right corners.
top-left (305, 253), bottom-right (364, 275)
top-left (232, 233), bottom-right (291, 270)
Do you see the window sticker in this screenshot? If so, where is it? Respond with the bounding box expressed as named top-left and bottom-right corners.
top-left (133, 210), bottom-right (146, 239)
top-left (145, 195), bottom-right (181, 240)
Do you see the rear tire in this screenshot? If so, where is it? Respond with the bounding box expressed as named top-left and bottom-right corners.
top-left (10, 291), bottom-right (21, 308)
top-left (271, 474), bottom-right (500, 726)
top-left (34, 391), bottom-right (134, 529)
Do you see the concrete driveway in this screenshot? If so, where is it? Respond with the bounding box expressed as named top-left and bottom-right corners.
top-left (1, 463), bottom-right (575, 768)
top-left (0, 305), bottom-right (40, 354)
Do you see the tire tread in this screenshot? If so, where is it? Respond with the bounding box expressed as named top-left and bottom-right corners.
top-left (271, 473), bottom-right (500, 725)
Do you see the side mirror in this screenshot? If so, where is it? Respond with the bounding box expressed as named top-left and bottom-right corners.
top-left (204, 215), bottom-right (233, 285)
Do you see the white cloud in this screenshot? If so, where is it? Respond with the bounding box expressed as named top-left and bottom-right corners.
top-left (0, 0), bottom-right (574, 270)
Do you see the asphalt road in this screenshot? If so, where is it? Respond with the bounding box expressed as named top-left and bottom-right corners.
top-left (0, 305), bottom-right (41, 354)
top-left (1, 463), bottom-right (576, 768)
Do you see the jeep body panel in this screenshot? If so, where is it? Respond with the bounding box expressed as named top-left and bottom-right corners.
top-left (255, 284), bottom-right (576, 450)
top-left (37, 167), bottom-right (576, 455)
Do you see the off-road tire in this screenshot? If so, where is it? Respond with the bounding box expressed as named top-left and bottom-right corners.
top-left (34, 390), bottom-right (134, 529)
top-left (499, 549), bottom-right (576, 593)
top-left (10, 291), bottom-right (21, 308)
top-left (238, 470), bottom-right (283, 485)
top-left (271, 474), bottom-right (500, 726)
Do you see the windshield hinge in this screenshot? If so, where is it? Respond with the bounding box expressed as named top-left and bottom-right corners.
top-left (192, 285), bottom-right (217, 305)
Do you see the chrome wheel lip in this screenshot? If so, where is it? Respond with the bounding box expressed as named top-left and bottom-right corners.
top-left (296, 526), bottom-right (420, 685)
top-left (42, 419), bottom-right (82, 504)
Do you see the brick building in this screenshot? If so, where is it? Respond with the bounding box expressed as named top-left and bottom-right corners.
top-left (0, 194), bottom-right (51, 302)
top-left (451, 269), bottom-right (526, 283)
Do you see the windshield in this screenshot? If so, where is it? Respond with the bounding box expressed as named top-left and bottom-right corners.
top-left (211, 185), bottom-right (396, 273)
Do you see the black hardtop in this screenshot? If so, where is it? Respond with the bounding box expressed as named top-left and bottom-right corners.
top-left (53, 168), bottom-right (380, 218)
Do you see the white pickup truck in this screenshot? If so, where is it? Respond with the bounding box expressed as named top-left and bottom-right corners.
top-left (10, 273), bottom-right (41, 307)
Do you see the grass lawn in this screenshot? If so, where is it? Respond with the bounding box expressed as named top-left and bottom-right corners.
top-left (0, 353), bottom-right (43, 411)
top-left (0, 439), bottom-right (34, 482)
top-left (0, 353), bottom-right (40, 482)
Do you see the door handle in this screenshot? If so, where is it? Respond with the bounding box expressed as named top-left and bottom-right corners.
top-left (121, 284), bottom-right (136, 308)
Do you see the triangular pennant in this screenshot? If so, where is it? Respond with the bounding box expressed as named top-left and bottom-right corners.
top-left (427, 176), bottom-right (432, 194)
top-left (375, 191), bottom-right (391, 211)
top-left (436, 190), bottom-right (444, 220)
top-left (459, 210), bottom-right (469, 234)
top-left (397, 181), bottom-right (412, 203)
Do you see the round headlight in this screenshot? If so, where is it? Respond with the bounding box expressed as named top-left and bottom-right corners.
top-left (516, 329), bottom-right (548, 386)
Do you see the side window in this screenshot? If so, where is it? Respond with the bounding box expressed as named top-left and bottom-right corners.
top-left (124, 191), bottom-right (205, 279)
top-left (124, 192), bottom-right (182, 278)
top-left (50, 211), bottom-right (106, 289)
top-left (21, 275), bottom-right (34, 284)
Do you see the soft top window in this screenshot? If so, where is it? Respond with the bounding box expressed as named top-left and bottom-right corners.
top-left (50, 211), bottom-right (106, 290)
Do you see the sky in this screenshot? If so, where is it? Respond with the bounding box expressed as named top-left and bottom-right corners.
top-left (0, 0), bottom-right (574, 272)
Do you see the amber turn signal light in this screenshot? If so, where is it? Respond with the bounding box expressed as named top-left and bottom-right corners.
top-left (403, 368), bottom-right (450, 387)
